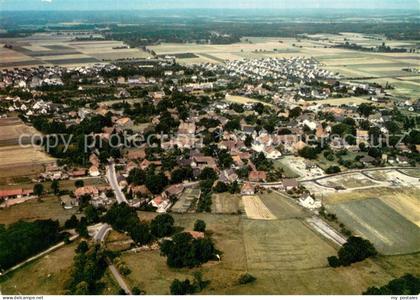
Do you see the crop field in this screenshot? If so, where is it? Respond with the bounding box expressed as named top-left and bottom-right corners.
top-left (326, 198), bottom-right (420, 255)
top-left (211, 193), bottom-right (242, 214)
top-left (0, 145), bottom-right (55, 169)
top-left (0, 34), bottom-right (150, 68)
top-left (242, 196), bottom-right (276, 220)
top-left (0, 118), bottom-right (39, 146)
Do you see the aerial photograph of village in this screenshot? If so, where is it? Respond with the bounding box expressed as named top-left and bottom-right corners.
top-left (0, 0), bottom-right (418, 297)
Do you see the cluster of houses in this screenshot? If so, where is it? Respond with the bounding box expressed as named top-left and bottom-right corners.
top-left (203, 57), bottom-right (338, 82)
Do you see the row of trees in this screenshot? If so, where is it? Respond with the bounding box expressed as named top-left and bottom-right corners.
top-left (66, 242), bottom-right (108, 295)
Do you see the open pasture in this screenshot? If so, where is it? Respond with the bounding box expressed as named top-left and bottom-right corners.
top-left (326, 198), bottom-right (420, 255)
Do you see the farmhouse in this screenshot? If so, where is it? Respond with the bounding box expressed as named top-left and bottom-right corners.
top-left (249, 171), bottom-right (267, 182)
top-left (241, 182), bottom-right (255, 195)
top-left (0, 188), bottom-right (33, 200)
top-left (282, 179), bottom-right (299, 191)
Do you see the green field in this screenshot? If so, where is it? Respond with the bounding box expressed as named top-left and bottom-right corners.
top-left (0, 243), bottom-right (77, 295)
top-left (326, 198), bottom-right (420, 255)
top-left (259, 192), bottom-right (309, 220)
top-left (243, 219), bottom-right (337, 270)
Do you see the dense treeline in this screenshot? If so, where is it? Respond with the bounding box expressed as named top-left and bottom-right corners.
top-left (0, 220), bottom-right (63, 270)
top-left (363, 274), bottom-right (420, 295)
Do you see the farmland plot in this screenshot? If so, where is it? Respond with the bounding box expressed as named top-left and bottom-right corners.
top-left (326, 198), bottom-right (420, 255)
top-left (242, 196), bottom-right (276, 220)
top-left (242, 219), bottom-right (337, 270)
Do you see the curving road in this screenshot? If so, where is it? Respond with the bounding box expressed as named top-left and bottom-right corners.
top-left (106, 162), bottom-right (128, 204)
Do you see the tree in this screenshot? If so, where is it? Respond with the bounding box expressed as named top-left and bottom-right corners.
top-left (127, 168), bottom-right (146, 185)
top-left (358, 103), bottom-right (374, 117)
top-left (298, 146), bottom-right (319, 160)
top-left (289, 107), bottom-right (302, 118)
top-left (75, 180), bottom-right (84, 188)
top-left (145, 172), bottom-right (168, 195)
top-left (130, 222), bottom-right (151, 246)
top-left (170, 279), bottom-right (195, 295)
top-left (33, 183), bottom-right (44, 198)
top-left (76, 217), bottom-right (89, 238)
top-left (64, 215), bottom-right (79, 229)
top-left (194, 220), bottom-right (206, 232)
top-left (326, 166), bottom-right (341, 174)
top-left (150, 214), bottom-right (174, 238)
top-left (244, 135), bottom-right (253, 147)
top-left (76, 241), bottom-right (89, 254)
top-left (51, 180), bottom-right (60, 195)
top-left (199, 167), bottom-right (218, 181)
top-left (84, 205), bottom-right (100, 224)
top-left (160, 232), bottom-right (217, 268)
top-left (213, 181), bottom-right (228, 193)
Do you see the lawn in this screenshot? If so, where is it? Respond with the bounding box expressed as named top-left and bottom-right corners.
top-left (326, 198), bottom-right (420, 255)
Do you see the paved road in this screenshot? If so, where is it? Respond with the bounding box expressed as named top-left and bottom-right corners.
top-left (106, 162), bottom-right (128, 204)
top-left (93, 223), bottom-right (132, 295)
top-left (107, 258), bottom-right (132, 295)
top-left (93, 223), bottom-right (112, 243)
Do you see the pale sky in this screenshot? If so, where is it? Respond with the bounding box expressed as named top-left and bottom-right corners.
top-left (0, 0), bottom-right (419, 10)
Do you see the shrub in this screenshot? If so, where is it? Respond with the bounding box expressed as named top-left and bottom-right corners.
top-left (239, 273), bottom-right (256, 285)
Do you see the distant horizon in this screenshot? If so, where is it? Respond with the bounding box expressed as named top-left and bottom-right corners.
top-left (0, 0), bottom-right (418, 11)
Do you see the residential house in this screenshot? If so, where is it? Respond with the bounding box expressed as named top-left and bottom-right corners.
top-left (248, 171), bottom-right (267, 182)
top-left (241, 182), bottom-right (255, 195)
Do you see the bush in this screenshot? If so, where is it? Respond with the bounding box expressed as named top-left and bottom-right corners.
top-left (328, 236), bottom-right (377, 267)
top-left (239, 273), bottom-right (256, 285)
